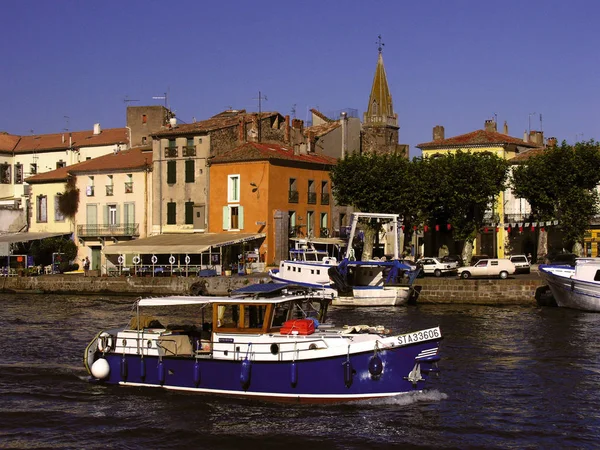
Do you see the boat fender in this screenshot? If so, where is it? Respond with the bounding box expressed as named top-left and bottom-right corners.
top-left (240, 344), bottom-right (252, 389)
top-left (157, 361), bottom-right (165, 384)
top-left (120, 355), bottom-right (128, 380)
top-left (97, 332), bottom-right (113, 353)
top-left (193, 361), bottom-right (201, 386)
top-left (90, 358), bottom-right (110, 380)
top-left (140, 358), bottom-right (146, 380)
top-left (290, 361), bottom-right (298, 387)
top-left (368, 355), bottom-right (383, 378)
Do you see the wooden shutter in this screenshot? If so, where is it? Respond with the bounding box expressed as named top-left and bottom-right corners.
top-left (222, 206), bottom-right (230, 230)
top-left (238, 206), bottom-right (244, 230)
top-left (185, 160), bottom-right (195, 183)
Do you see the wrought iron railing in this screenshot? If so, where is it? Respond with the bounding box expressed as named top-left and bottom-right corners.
top-left (77, 223), bottom-right (139, 237)
top-left (164, 147), bottom-right (178, 158)
top-left (320, 193), bottom-right (330, 205)
top-left (106, 185), bottom-right (114, 196)
top-left (182, 146), bottom-right (196, 157)
top-left (307, 192), bottom-right (317, 204)
top-left (125, 182), bottom-right (133, 193)
top-left (288, 190), bottom-right (299, 203)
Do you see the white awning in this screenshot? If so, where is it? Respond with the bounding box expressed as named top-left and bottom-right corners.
top-left (0, 232), bottom-right (72, 245)
top-left (103, 233), bottom-right (266, 255)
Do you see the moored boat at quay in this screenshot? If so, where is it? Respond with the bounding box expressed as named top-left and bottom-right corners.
top-left (83, 284), bottom-right (442, 403)
top-left (538, 258), bottom-right (600, 312)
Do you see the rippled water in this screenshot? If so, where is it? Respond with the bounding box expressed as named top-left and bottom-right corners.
top-left (1, 294), bottom-right (599, 449)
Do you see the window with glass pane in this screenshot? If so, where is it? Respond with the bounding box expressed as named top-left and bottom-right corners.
top-left (37, 195), bottom-right (47, 222)
top-left (228, 175), bottom-right (240, 202)
top-left (230, 206), bottom-right (239, 229)
top-left (55, 196), bottom-right (64, 222)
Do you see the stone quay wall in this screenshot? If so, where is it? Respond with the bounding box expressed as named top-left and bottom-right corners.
top-left (0, 274), bottom-right (546, 305)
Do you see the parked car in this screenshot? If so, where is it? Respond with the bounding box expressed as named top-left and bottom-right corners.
top-left (441, 254), bottom-right (464, 267)
top-left (457, 258), bottom-right (516, 279)
top-left (416, 257), bottom-right (459, 277)
top-left (509, 255), bottom-right (531, 274)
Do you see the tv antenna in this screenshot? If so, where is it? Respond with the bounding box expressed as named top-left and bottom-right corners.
top-left (291, 104), bottom-right (297, 119)
top-left (153, 91), bottom-right (169, 109)
top-left (63, 115), bottom-right (70, 132)
top-left (528, 112), bottom-right (537, 134)
top-left (253, 91), bottom-right (267, 142)
top-left (124, 95), bottom-right (140, 105)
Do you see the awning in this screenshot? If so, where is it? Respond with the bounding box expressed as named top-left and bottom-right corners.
top-left (289, 237), bottom-right (346, 246)
top-left (0, 232), bottom-right (72, 245)
top-left (103, 233), bottom-right (266, 255)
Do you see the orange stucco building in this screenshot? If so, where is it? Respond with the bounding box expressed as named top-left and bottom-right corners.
top-left (208, 142), bottom-right (335, 265)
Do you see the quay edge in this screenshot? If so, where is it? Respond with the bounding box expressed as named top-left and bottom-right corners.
top-left (0, 274), bottom-right (545, 306)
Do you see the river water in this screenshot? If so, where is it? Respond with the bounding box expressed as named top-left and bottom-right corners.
top-left (0, 293), bottom-right (599, 449)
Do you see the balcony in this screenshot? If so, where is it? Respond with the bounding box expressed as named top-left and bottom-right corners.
top-left (106, 185), bottom-right (114, 196)
top-left (320, 193), bottom-right (330, 205)
top-left (307, 192), bottom-right (317, 204)
top-left (125, 182), bottom-right (133, 193)
top-left (182, 146), bottom-right (196, 157)
top-left (288, 190), bottom-right (299, 203)
top-left (77, 223), bottom-right (139, 238)
top-left (86, 186), bottom-right (95, 197)
top-left (164, 147), bottom-right (178, 158)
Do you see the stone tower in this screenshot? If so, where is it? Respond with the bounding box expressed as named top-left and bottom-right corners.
top-left (362, 39), bottom-right (401, 155)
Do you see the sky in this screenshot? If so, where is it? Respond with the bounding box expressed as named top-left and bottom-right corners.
top-left (2, 0), bottom-right (599, 158)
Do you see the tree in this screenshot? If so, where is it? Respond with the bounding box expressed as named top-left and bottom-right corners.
top-left (330, 152), bottom-right (416, 260)
top-left (418, 151), bottom-right (509, 262)
top-left (13, 236), bottom-right (78, 272)
top-left (58, 175), bottom-right (80, 219)
top-left (511, 140), bottom-right (600, 257)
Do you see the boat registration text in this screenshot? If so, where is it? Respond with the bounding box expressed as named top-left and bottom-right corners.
top-left (397, 327), bottom-right (441, 345)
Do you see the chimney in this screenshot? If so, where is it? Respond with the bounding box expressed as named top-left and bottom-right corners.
top-left (523, 131), bottom-right (528, 142)
top-left (93, 123), bottom-right (101, 135)
top-left (308, 131), bottom-right (315, 153)
top-left (250, 114), bottom-right (259, 142)
top-left (530, 130), bottom-right (544, 146)
top-left (62, 134), bottom-right (65, 144)
top-left (547, 137), bottom-right (557, 147)
top-left (340, 112), bottom-right (347, 158)
top-left (284, 115), bottom-right (290, 143)
top-left (433, 125), bottom-right (445, 141)
top-left (484, 119), bottom-right (497, 132)
top-left (238, 116), bottom-right (245, 143)
top-left (503, 121), bottom-right (508, 135)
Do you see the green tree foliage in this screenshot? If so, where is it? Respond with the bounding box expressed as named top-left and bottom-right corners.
top-left (13, 237), bottom-right (78, 271)
top-left (418, 151), bottom-right (509, 257)
top-left (511, 140), bottom-right (600, 250)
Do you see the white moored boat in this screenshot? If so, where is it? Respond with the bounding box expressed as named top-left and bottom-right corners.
top-left (269, 212), bottom-right (421, 306)
top-left (538, 258), bottom-right (600, 312)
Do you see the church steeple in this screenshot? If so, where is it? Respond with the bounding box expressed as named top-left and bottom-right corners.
top-left (362, 35), bottom-right (401, 155)
top-left (364, 35), bottom-right (398, 127)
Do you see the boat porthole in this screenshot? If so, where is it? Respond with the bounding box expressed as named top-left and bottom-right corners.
top-left (309, 343), bottom-right (318, 350)
top-left (122, 339), bottom-right (127, 347)
top-left (270, 343), bottom-right (279, 355)
top-left (147, 340), bottom-right (152, 348)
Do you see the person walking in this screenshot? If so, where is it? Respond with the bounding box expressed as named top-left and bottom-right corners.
top-left (83, 257), bottom-right (90, 277)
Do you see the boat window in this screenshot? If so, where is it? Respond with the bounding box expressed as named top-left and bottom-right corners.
top-left (317, 270), bottom-right (320, 275)
top-left (305, 253), bottom-right (318, 262)
top-left (271, 303), bottom-right (292, 327)
top-left (594, 271), bottom-right (600, 281)
top-left (216, 304), bottom-right (240, 329)
top-left (243, 304), bottom-right (267, 329)
top-left (287, 266), bottom-right (291, 271)
top-left (311, 269), bottom-right (314, 274)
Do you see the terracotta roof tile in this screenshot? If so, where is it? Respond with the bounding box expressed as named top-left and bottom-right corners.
top-left (510, 147), bottom-right (546, 162)
top-left (25, 148), bottom-right (152, 183)
top-left (152, 111), bottom-right (282, 137)
top-left (210, 142), bottom-right (336, 166)
top-left (417, 129), bottom-right (539, 149)
top-left (13, 128), bottom-right (128, 153)
top-left (0, 132), bottom-right (20, 152)
top-left (304, 121), bottom-right (340, 138)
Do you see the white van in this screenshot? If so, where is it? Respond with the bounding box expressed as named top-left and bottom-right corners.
top-left (509, 255), bottom-right (531, 274)
top-left (457, 258), bottom-right (516, 279)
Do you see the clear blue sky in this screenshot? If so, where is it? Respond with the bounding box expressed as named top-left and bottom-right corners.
top-left (2, 0), bottom-right (598, 157)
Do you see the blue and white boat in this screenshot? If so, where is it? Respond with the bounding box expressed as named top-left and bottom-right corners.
top-left (538, 258), bottom-right (600, 312)
top-left (84, 284), bottom-right (442, 403)
top-left (269, 212), bottom-right (421, 306)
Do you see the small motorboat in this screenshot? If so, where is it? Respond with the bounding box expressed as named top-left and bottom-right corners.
top-left (84, 284), bottom-right (442, 403)
top-left (538, 258), bottom-right (600, 312)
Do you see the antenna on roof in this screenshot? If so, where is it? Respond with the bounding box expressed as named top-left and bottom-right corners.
top-left (63, 116), bottom-right (70, 132)
top-left (123, 95), bottom-right (140, 105)
top-left (252, 91), bottom-right (268, 142)
top-left (291, 104), bottom-right (297, 119)
top-left (152, 91), bottom-right (168, 109)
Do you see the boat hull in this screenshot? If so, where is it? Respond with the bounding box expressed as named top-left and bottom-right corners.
top-left (538, 265), bottom-right (600, 312)
top-left (332, 286), bottom-right (411, 306)
top-left (88, 339), bottom-right (440, 403)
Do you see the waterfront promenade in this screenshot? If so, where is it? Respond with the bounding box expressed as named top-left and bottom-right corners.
top-left (0, 268), bottom-right (546, 306)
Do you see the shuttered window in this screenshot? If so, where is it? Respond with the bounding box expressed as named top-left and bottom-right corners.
top-left (167, 202), bottom-right (176, 225)
top-left (185, 160), bottom-right (195, 183)
top-left (185, 201), bottom-right (194, 224)
top-left (167, 160), bottom-right (176, 184)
